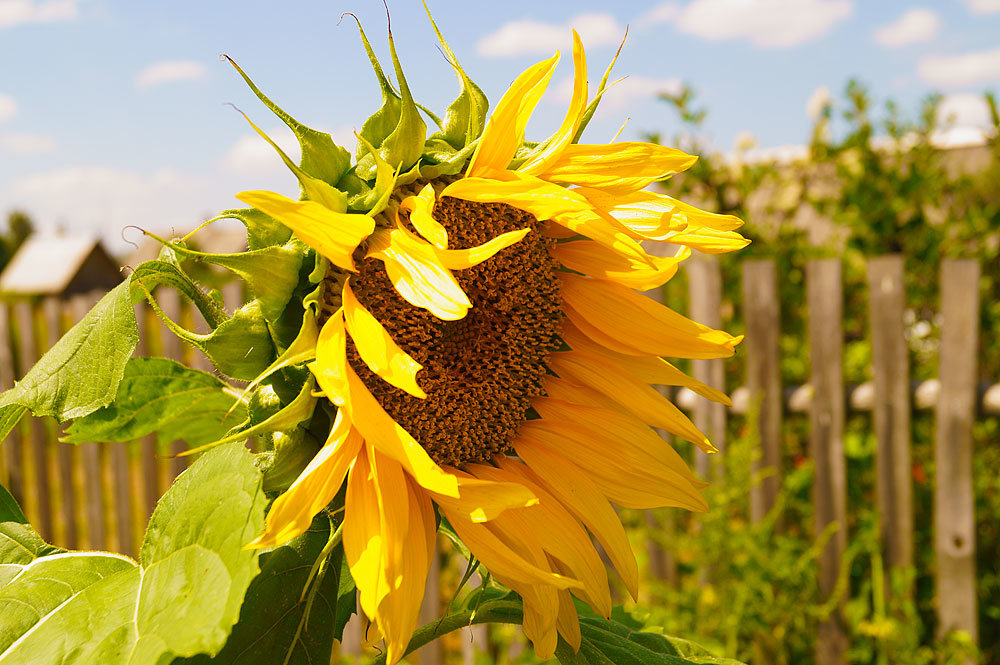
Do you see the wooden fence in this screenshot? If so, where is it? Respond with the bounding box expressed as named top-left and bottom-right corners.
top-left (0, 256), bottom-right (995, 664)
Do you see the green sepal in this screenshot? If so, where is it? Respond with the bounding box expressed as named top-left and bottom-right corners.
top-left (235, 108), bottom-right (348, 212)
top-left (189, 376), bottom-right (317, 456)
top-left (131, 252), bottom-right (229, 330)
top-left (573, 32), bottom-right (626, 144)
top-left (348, 133), bottom-right (398, 215)
top-left (350, 16), bottom-right (426, 178)
top-left (422, 0), bottom-right (489, 150)
top-left (61, 358), bottom-right (245, 449)
top-left (209, 207), bottom-right (292, 251)
top-left (142, 295), bottom-right (275, 382)
top-left (258, 427), bottom-right (322, 493)
top-left (224, 55), bottom-right (352, 186)
top-left (144, 231), bottom-right (306, 323)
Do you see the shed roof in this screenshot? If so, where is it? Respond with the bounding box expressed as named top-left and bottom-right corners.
top-left (0, 234), bottom-right (116, 295)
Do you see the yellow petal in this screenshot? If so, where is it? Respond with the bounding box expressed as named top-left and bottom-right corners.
top-left (342, 363), bottom-right (460, 498)
top-left (344, 446), bottom-right (389, 619)
top-left (367, 226), bottom-right (471, 321)
top-left (478, 459), bottom-right (612, 617)
top-left (236, 190), bottom-right (374, 271)
top-left (579, 188), bottom-right (744, 240)
top-left (668, 225), bottom-right (752, 254)
top-left (561, 320), bottom-right (731, 405)
top-left (400, 183), bottom-right (448, 249)
top-left (435, 227), bottom-right (531, 270)
top-left (538, 142), bottom-right (697, 193)
top-left (517, 416), bottom-right (707, 511)
top-left (519, 30), bottom-right (588, 176)
top-left (248, 413), bottom-right (362, 548)
top-left (310, 310), bottom-right (349, 405)
top-left (467, 53), bottom-right (560, 176)
top-left (440, 506), bottom-right (582, 590)
top-left (549, 350), bottom-right (713, 451)
top-left (430, 469), bottom-right (538, 522)
top-left (560, 273), bottom-right (742, 359)
top-left (343, 280), bottom-right (426, 398)
top-left (551, 240), bottom-right (689, 290)
top-left (521, 584), bottom-right (560, 659)
top-left (556, 590), bottom-right (582, 653)
top-left (444, 171), bottom-right (654, 267)
top-left (511, 432), bottom-right (639, 599)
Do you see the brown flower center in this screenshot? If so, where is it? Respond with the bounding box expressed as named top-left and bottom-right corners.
top-left (326, 187), bottom-right (563, 467)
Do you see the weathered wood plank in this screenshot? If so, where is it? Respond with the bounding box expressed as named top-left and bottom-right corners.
top-left (866, 256), bottom-right (914, 584)
top-left (133, 304), bottom-right (160, 526)
top-left (742, 260), bottom-right (783, 522)
top-left (934, 259), bottom-right (979, 644)
top-left (687, 256), bottom-right (726, 481)
top-left (806, 258), bottom-right (848, 665)
top-left (0, 303), bottom-right (24, 503)
top-left (43, 296), bottom-right (78, 549)
top-left (13, 301), bottom-right (53, 542)
top-left (158, 288), bottom-right (189, 480)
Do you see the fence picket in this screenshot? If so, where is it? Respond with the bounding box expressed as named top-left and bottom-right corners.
top-left (806, 258), bottom-right (848, 665)
top-left (44, 296), bottom-right (78, 549)
top-left (934, 259), bottom-right (980, 644)
top-left (867, 256), bottom-right (914, 591)
top-left (0, 303), bottom-right (23, 504)
top-left (14, 301), bottom-right (53, 542)
top-left (742, 260), bottom-right (783, 522)
top-left (687, 257), bottom-right (726, 481)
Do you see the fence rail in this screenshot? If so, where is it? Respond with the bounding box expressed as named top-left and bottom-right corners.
top-left (0, 254), bottom-right (992, 665)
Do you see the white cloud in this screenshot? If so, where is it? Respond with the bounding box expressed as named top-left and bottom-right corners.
top-left (135, 60), bottom-right (207, 90)
top-left (0, 0), bottom-right (77, 29)
top-left (874, 8), bottom-right (939, 47)
top-left (0, 94), bottom-right (15, 122)
top-left (551, 73), bottom-right (683, 112)
top-left (477, 13), bottom-right (624, 57)
top-left (963, 0), bottom-right (1000, 13)
top-left (1, 132), bottom-right (56, 153)
top-left (918, 47), bottom-right (1000, 88)
top-left (673, 0), bottom-right (852, 48)
top-left (806, 85), bottom-right (831, 120)
top-left (0, 165), bottom-right (228, 252)
top-left (638, 3), bottom-right (679, 25)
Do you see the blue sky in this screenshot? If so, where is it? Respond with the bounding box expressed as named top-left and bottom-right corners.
top-left (1, 0), bottom-right (999, 253)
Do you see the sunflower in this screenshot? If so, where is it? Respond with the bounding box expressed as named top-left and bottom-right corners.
top-left (232, 16), bottom-right (748, 664)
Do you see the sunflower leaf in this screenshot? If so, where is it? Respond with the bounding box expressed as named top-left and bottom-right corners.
top-left (0, 279), bottom-right (137, 421)
top-left (0, 443), bottom-right (265, 664)
top-left (61, 358), bottom-right (245, 448)
top-left (175, 514), bottom-right (343, 665)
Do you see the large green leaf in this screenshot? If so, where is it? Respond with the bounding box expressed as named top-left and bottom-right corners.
top-left (0, 442), bottom-right (265, 665)
top-left (62, 358), bottom-right (245, 448)
top-left (0, 280), bottom-right (137, 421)
top-left (180, 515), bottom-right (353, 665)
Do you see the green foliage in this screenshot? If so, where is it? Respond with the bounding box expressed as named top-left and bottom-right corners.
top-left (0, 210), bottom-right (33, 271)
top-left (0, 443), bottom-right (265, 664)
top-left (62, 357), bottom-right (245, 448)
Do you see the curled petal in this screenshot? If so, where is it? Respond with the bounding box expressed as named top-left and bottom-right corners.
top-left (367, 227), bottom-right (471, 321)
top-left (400, 183), bottom-right (448, 249)
top-left (343, 280), bottom-right (426, 398)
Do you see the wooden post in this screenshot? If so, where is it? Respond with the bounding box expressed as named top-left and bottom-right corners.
top-left (43, 297), bottom-right (78, 550)
top-left (742, 260), bottom-right (783, 522)
top-left (71, 292), bottom-right (114, 552)
top-left (13, 301), bottom-right (53, 542)
top-left (413, 547), bottom-right (442, 665)
top-left (934, 259), bottom-right (979, 644)
top-left (866, 257), bottom-right (914, 588)
top-left (687, 256), bottom-right (726, 481)
top-left (645, 507), bottom-right (677, 587)
top-left (806, 259), bottom-right (848, 665)
top-left (0, 304), bottom-right (24, 503)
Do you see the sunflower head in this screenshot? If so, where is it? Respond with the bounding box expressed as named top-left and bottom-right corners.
top-left (210, 9), bottom-right (748, 663)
